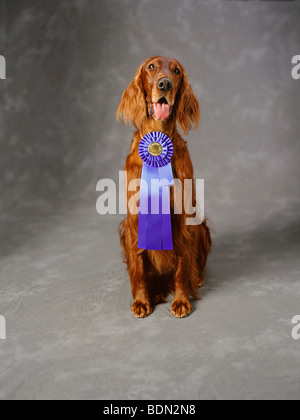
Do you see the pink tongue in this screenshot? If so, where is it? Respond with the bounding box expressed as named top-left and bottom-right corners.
top-left (153, 103), bottom-right (170, 120)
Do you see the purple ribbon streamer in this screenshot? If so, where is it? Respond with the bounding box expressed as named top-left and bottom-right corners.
top-left (138, 132), bottom-right (174, 251)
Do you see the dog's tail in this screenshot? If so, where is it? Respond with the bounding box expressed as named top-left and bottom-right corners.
top-left (197, 219), bottom-right (212, 286)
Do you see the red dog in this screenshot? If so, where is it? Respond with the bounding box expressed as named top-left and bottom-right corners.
top-left (117, 56), bottom-right (211, 318)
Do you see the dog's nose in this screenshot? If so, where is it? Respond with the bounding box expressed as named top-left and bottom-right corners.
top-left (157, 78), bottom-right (173, 92)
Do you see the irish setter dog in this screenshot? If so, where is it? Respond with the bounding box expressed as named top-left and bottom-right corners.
top-left (117, 56), bottom-right (211, 318)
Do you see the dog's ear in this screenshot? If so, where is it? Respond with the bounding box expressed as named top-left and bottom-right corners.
top-left (176, 71), bottom-right (200, 135)
top-left (117, 64), bottom-right (147, 130)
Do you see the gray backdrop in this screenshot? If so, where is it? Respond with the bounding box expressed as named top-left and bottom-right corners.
top-left (0, 0), bottom-right (299, 400)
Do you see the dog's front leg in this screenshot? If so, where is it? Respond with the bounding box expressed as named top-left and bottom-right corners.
top-left (129, 251), bottom-right (152, 319)
top-left (171, 257), bottom-right (192, 318)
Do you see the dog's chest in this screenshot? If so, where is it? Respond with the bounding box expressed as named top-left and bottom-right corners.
top-left (147, 250), bottom-right (177, 274)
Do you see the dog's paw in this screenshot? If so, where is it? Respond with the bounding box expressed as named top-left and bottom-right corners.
top-left (132, 300), bottom-right (152, 319)
top-left (171, 300), bottom-right (192, 318)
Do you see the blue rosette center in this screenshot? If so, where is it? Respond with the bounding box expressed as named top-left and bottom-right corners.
top-left (139, 131), bottom-right (173, 168)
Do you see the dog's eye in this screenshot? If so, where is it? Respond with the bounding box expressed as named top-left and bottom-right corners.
top-left (174, 68), bottom-right (180, 75)
top-left (148, 64), bottom-right (155, 70)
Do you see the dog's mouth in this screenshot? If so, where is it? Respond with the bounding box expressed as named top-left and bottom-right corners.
top-left (150, 97), bottom-right (172, 120)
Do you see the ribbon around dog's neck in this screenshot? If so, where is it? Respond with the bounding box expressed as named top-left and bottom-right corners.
top-left (138, 131), bottom-right (174, 250)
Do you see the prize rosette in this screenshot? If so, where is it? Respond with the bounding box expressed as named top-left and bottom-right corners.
top-left (138, 132), bottom-right (174, 250)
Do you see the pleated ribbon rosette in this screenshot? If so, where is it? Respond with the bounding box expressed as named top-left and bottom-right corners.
top-left (138, 131), bottom-right (174, 250)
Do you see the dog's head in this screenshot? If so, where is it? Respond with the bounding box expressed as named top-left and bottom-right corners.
top-left (117, 56), bottom-right (199, 135)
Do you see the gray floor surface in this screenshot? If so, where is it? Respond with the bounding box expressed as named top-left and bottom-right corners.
top-left (0, 202), bottom-right (299, 400)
